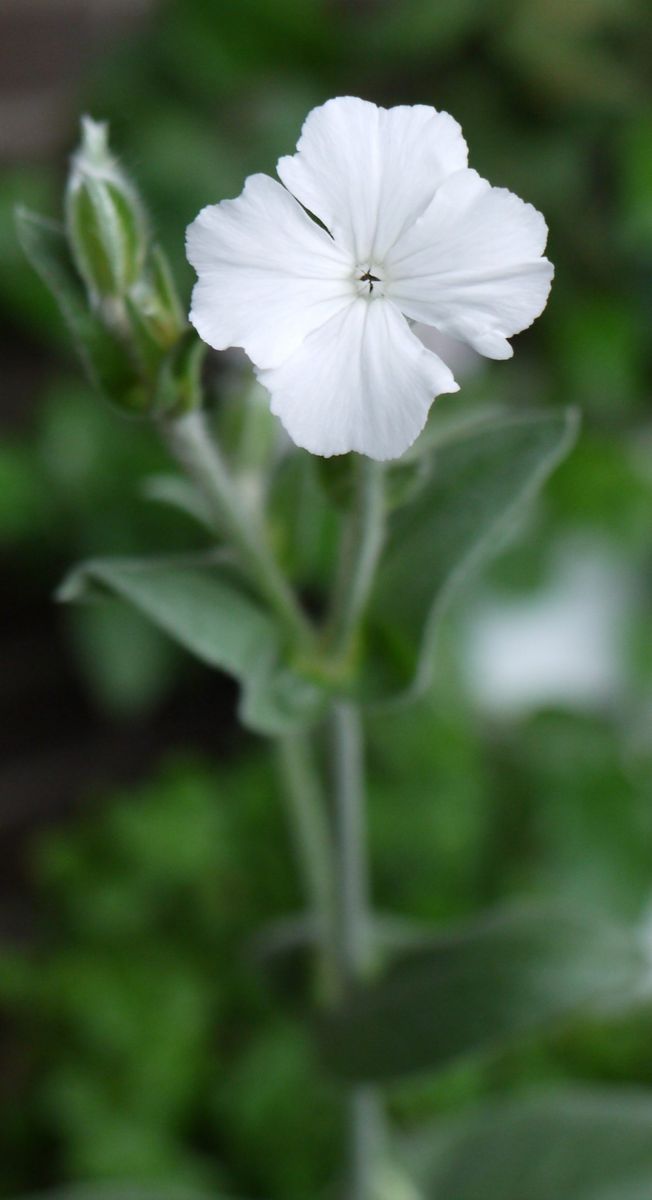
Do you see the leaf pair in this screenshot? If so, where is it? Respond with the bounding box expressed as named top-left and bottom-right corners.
top-left (58, 408), bottom-right (578, 735)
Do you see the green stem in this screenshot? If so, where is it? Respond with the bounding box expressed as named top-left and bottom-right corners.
top-left (332, 701), bottom-right (382, 1200)
top-left (162, 409), bottom-right (311, 646)
top-left (326, 460), bottom-right (388, 1199)
top-left (276, 730), bottom-right (338, 1003)
top-left (332, 702), bottom-right (373, 981)
top-left (326, 459), bottom-right (386, 665)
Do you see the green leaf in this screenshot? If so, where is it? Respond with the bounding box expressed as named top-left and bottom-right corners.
top-left (58, 554), bottom-right (326, 735)
top-left (402, 1089), bottom-right (652, 1200)
top-left (317, 903), bottom-right (645, 1082)
top-left (365, 409), bottom-right (579, 701)
top-left (15, 206), bottom-right (146, 413)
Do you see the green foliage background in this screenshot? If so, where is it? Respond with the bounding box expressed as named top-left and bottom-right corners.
top-left (1, 0), bottom-right (652, 1196)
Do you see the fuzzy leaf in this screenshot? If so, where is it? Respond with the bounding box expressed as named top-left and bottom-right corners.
top-left (403, 1089), bottom-right (652, 1200)
top-left (365, 409), bottom-right (579, 700)
top-left (58, 554), bottom-right (326, 735)
top-left (318, 903), bottom-right (645, 1083)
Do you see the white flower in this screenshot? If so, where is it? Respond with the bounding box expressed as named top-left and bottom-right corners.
top-left (186, 97), bottom-right (553, 461)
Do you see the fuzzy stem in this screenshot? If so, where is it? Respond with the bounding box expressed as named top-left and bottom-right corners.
top-left (332, 700), bottom-right (382, 1200)
top-left (326, 459), bottom-right (386, 665)
top-left (276, 729), bottom-right (338, 1003)
top-left (332, 701), bottom-right (373, 981)
top-left (162, 409), bottom-right (311, 646)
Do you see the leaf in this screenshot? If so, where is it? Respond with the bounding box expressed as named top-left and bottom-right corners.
top-left (402, 1088), bottom-right (652, 1200)
top-left (253, 912), bottom-right (430, 1000)
top-left (15, 206), bottom-right (145, 412)
top-left (58, 554), bottom-right (326, 735)
top-left (365, 409), bottom-right (579, 701)
top-left (317, 903), bottom-right (645, 1083)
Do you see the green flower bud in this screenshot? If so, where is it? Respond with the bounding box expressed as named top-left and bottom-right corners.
top-left (128, 245), bottom-right (186, 356)
top-left (65, 116), bottom-right (148, 302)
top-left (154, 329), bottom-right (206, 418)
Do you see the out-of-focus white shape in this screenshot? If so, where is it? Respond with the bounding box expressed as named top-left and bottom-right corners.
top-left (461, 540), bottom-right (632, 716)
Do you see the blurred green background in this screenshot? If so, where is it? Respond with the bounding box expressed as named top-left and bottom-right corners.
top-left (1, 0), bottom-right (652, 1195)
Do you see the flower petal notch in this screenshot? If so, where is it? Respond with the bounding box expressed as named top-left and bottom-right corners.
top-left (187, 97), bottom-right (554, 461)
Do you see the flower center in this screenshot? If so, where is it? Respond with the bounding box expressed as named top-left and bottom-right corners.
top-left (355, 263), bottom-right (385, 299)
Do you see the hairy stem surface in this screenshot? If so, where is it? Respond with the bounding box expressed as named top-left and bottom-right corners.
top-left (327, 459), bottom-right (386, 665)
top-left (162, 409), bottom-right (311, 645)
top-left (276, 729), bottom-right (338, 1003)
top-left (332, 701), bottom-right (382, 1200)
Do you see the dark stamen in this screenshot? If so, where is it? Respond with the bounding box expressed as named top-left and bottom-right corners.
top-left (359, 270), bottom-right (381, 293)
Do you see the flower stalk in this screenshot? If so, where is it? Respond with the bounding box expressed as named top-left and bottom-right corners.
top-left (331, 701), bottom-right (374, 983)
top-left (326, 458), bottom-right (386, 669)
top-left (332, 701), bottom-right (383, 1200)
top-left (276, 729), bottom-right (339, 1003)
top-left (161, 408), bottom-right (312, 647)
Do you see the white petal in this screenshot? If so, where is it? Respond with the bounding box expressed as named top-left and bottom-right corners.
top-left (277, 96), bottom-right (468, 265)
top-left (186, 173), bottom-right (354, 369)
top-left (256, 297), bottom-right (459, 461)
top-left (385, 169), bottom-right (554, 360)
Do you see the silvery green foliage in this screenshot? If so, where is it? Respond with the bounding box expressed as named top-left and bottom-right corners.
top-left (401, 1090), bottom-right (652, 1200)
top-left (58, 555), bottom-right (326, 736)
top-left (317, 903), bottom-right (647, 1082)
top-left (21, 107), bottom-right (646, 1200)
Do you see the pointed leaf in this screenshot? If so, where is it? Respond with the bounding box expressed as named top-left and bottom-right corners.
top-left (365, 409), bottom-right (579, 700)
top-left (58, 555), bottom-right (326, 735)
top-left (318, 903), bottom-right (645, 1082)
top-left (404, 1089), bottom-right (652, 1200)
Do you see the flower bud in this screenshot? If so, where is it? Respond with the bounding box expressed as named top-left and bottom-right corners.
top-left (65, 116), bottom-right (148, 303)
top-left (128, 245), bottom-right (186, 356)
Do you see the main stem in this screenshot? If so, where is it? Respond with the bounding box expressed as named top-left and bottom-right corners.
top-left (332, 702), bottom-right (372, 981)
top-left (164, 407), bottom-right (386, 1196)
top-left (276, 730), bottom-right (338, 1003)
top-left (327, 459), bottom-right (386, 665)
top-left (162, 409), bottom-right (311, 646)
top-left (332, 700), bottom-right (381, 1200)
